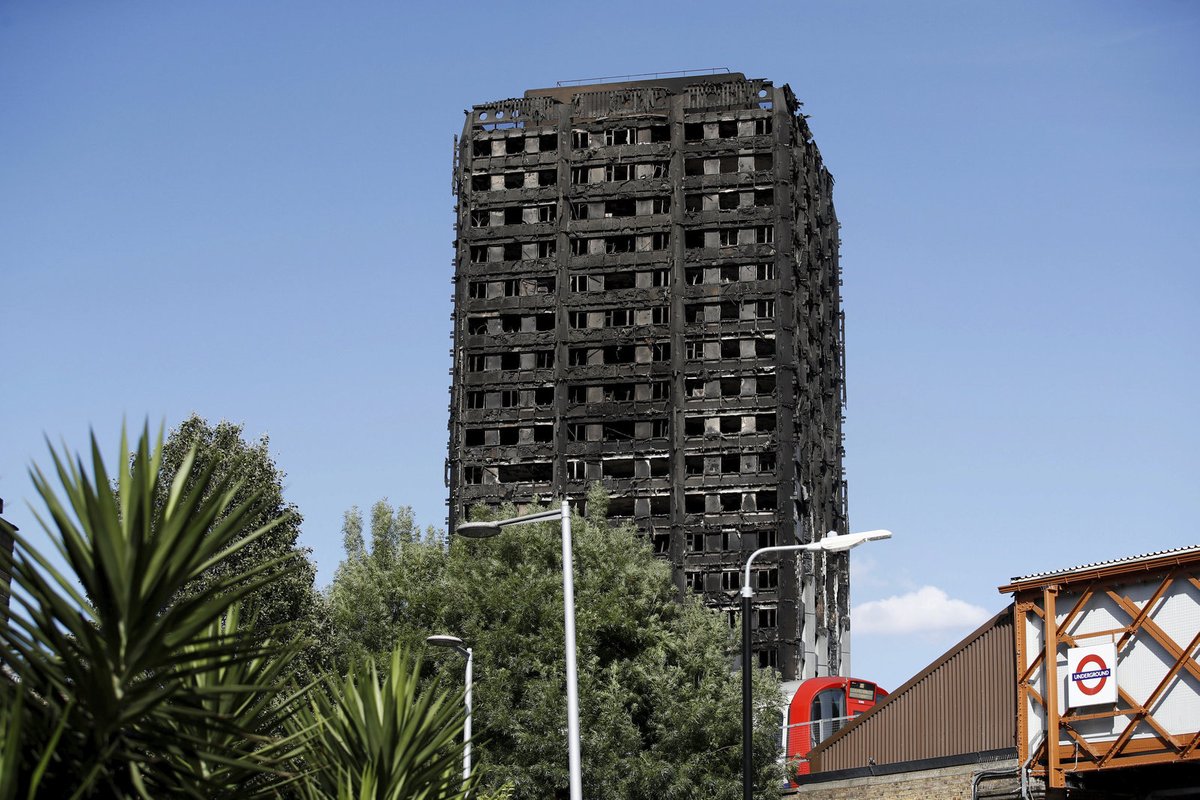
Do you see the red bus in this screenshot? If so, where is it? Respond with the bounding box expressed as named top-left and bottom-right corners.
top-left (785, 677), bottom-right (888, 777)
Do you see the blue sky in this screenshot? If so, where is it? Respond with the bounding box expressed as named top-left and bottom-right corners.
top-left (2, 1), bottom-right (1197, 691)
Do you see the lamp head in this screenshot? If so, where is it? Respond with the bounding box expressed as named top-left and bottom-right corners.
top-left (456, 521), bottom-right (503, 538)
top-left (426, 634), bottom-right (466, 649)
top-left (820, 529), bottom-right (893, 552)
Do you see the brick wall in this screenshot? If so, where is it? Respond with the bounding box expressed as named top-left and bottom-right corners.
top-left (788, 759), bottom-right (1038, 800)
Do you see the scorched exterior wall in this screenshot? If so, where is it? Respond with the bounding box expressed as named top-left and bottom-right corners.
top-left (446, 74), bottom-right (847, 680)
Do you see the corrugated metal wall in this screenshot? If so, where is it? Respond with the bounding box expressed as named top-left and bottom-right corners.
top-left (810, 608), bottom-right (1016, 772)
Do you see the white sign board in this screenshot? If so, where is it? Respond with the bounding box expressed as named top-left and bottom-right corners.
top-left (1067, 643), bottom-right (1118, 707)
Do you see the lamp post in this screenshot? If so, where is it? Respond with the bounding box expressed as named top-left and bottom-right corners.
top-left (456, 501), bottom-right (582, 800)
top-left (741, 529), bottom-right (892, 800)
top-left (426, 634), bottom-right (473, 784)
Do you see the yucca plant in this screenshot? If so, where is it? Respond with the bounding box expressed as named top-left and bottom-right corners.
top-left (165, 604), bottom-right (313, 797)
top-left (0, 426), bottom-right (303, 798)
top-left (291, 648), bottom-right (473, 800)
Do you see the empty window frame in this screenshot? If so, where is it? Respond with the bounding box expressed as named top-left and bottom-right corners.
top-left (605, 236), bottom-right (635, 254)
top-left (604, 308), bottom-right (630, 327)
top-left (757, 606), bottom-right (777, 629)
top-left (602, 345), bottom-right (635, 364)
top-left (605, 128), bottom-right (632, 146)
top-left (604, 198), bottom-right (636, 217)
top-left (640, 232), bottom-right (670, 252)
top-left (757, 649), bottom-right (778, 669)
top-left (755, 568), bottom-right (778, 590)
top-left (605, 163), bottom-right (632, 182)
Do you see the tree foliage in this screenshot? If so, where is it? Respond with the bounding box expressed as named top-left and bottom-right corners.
top-left (153, 414), bottom-right (330, 683)
top-left (327, 485), bottom-right (784, 800)
top-left (0, 426), bottom-right (480, 800)
top-left (0, 425), bottom-right (305, 798)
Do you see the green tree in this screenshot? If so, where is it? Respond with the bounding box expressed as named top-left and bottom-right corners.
top-left (154, 414), bottom-right (331, 683)
top-left (327, 486), bottom-right (783, 800)
top-left (0, 426), bottom-right (305, 798)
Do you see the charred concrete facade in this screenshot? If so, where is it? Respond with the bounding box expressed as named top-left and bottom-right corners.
top-left (447, 73), bottom-right (848, 680)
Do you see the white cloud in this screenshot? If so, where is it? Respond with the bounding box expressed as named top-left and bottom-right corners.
top-left (852, 586), bottom-right (991, 635)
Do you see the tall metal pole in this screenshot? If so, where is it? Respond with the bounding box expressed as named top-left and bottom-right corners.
top-left (463, 646), bottom-right (473, 784)
top-left (561, 499), bottom-right (583, 800)
top-left (739, 530), bottom-right (892, 799)
top-left (742, 584), bottom-right (754, 800)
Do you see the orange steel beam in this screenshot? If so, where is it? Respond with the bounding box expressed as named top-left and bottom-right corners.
top-left (1053, 734), bottom-right (1200, 768)
top-left (1055, 749), bottom-right (1200, 772)
top-left (1072, 626), bottom-right (1133, 642)
top-left (1017, 585), bottom-right (1091, 687)
top-left (1098, 627), bottom-right (1200, 768)
top-left (1183, 728), bottom-right (1200, 759)
top-left (1056, 582), bottom-right (1096, 644)
top-left (1106, 590), bottom-right (1200, 684)
top-left (1116, 569), bottom-right (1176, 650)
top-left (1015, 601), bottom-right (1030, 764)
top-left (1044, 585), bottom-right (1063, 788)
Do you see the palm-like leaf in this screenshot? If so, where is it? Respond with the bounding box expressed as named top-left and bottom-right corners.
top-left (0, 425), bottom-right (301, 798)
top-left (165, 604), bottom-right (312, 797)
top-left (292, 648), bottom-right (473, 800)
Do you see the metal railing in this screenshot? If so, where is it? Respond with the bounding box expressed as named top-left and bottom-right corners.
top-left (782, 714), bottom-right (857, 758)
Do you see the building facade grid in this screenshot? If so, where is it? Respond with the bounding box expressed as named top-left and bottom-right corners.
top-left (447, 73), bottom-right (847, 680)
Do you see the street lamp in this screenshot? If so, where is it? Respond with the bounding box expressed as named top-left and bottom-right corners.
top-left (741, 529), bottom-right (892, 800)
top-left (456, 501), bottom-right (582, 800)
top-left (426, 634), bottom-right (473, 784)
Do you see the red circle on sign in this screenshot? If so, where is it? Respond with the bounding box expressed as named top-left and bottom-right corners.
top-left (1076, 654), bottom-right (1108, 696)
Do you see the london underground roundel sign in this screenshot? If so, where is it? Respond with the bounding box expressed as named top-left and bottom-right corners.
top-left (1067, 643), bottom-right (1118, 707)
